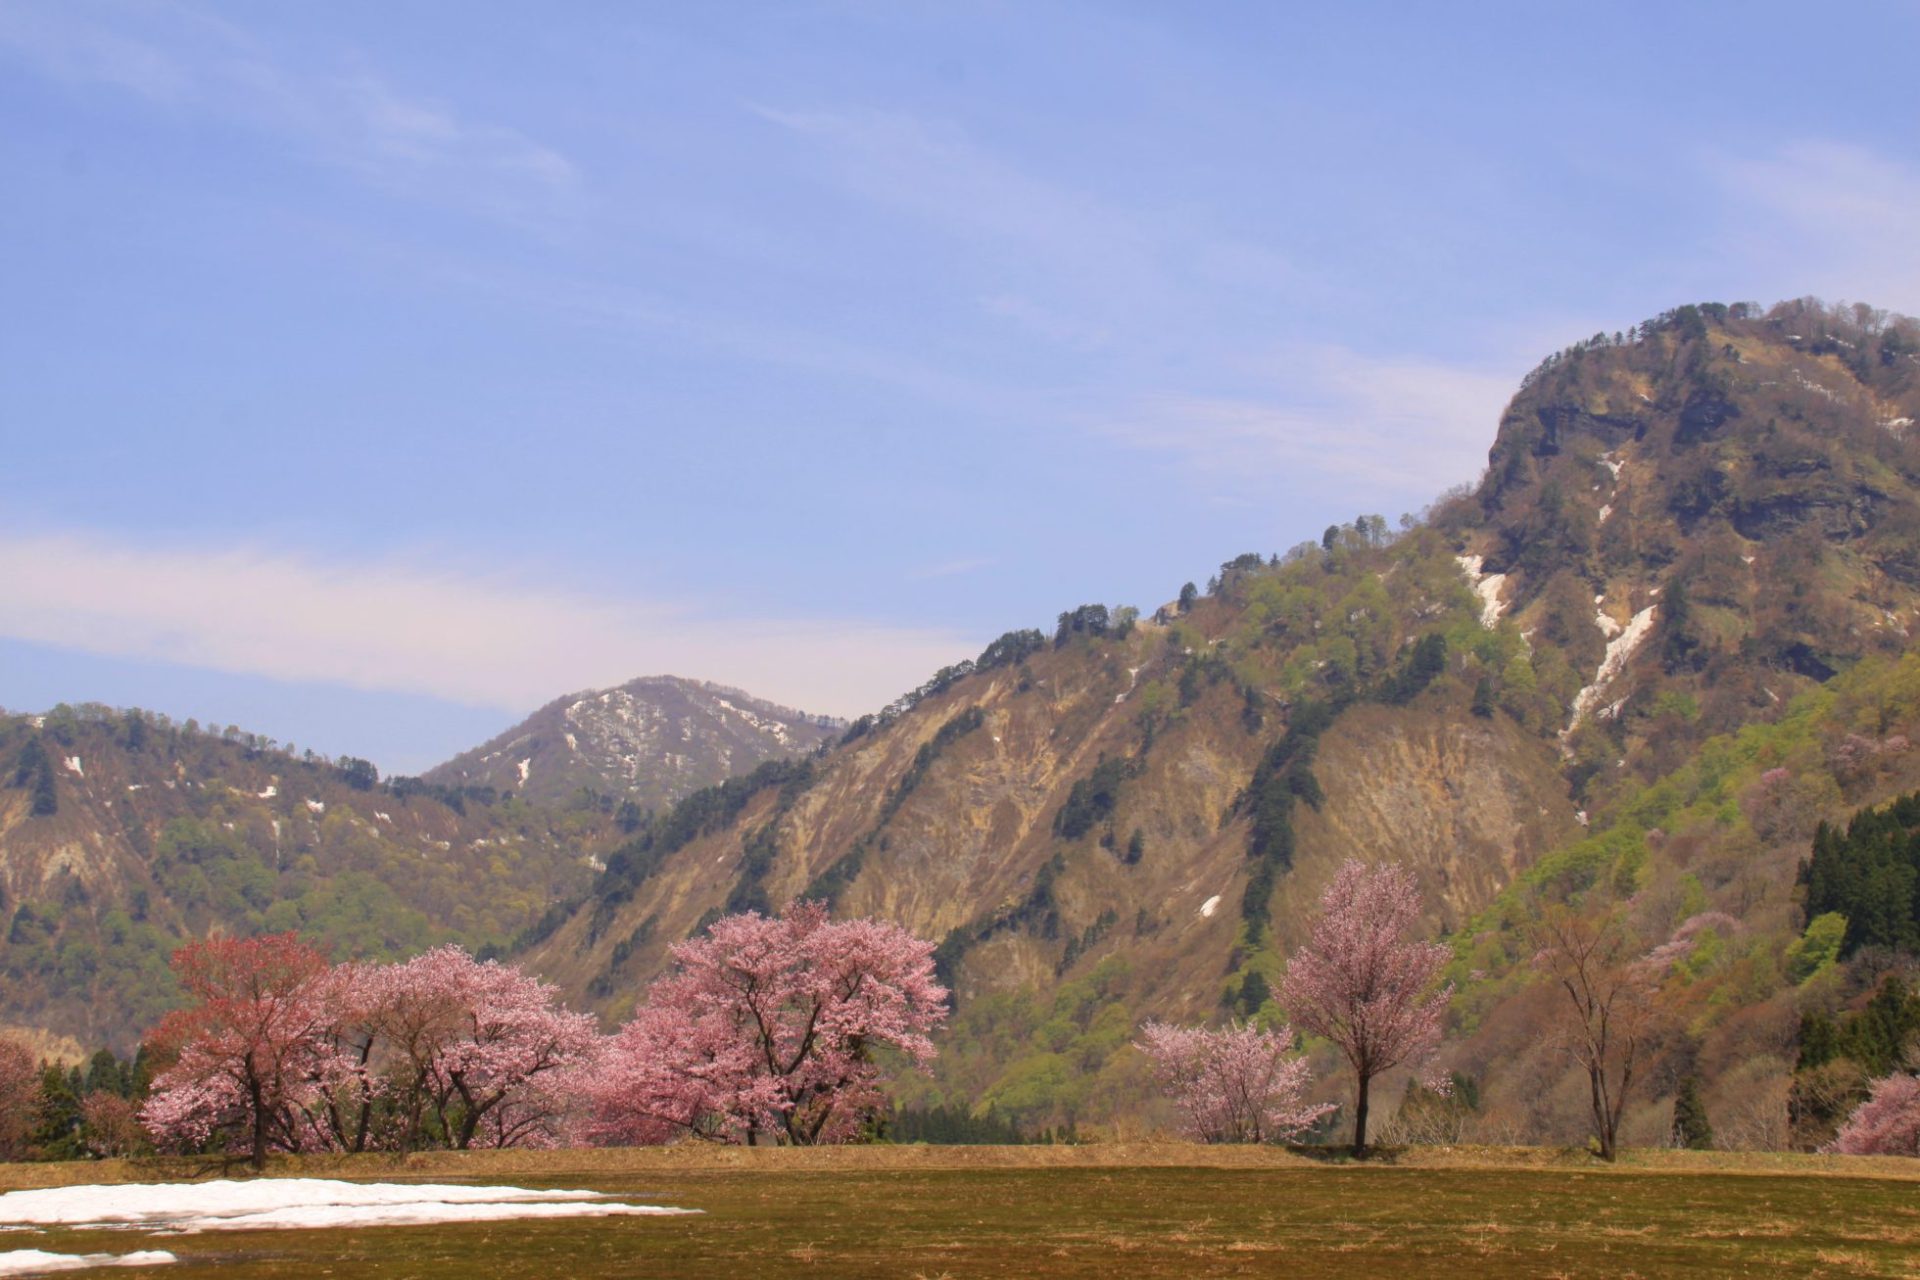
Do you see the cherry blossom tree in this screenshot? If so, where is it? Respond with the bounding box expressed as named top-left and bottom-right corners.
top-left (0, 1036), bottom-right (38, 1160)
top-left (1280, 859), bottom-right (1452, 1156)
top-left (1136, 1020), bottom-right (1333, 1144)
top-left (1827, 1073), bottom-right (1920, 1156)
top-left (379, 946), bottom-right (598, 1150)
top-left (587, 902), bottom-right (947, 1146)
top-left (139, 932), bottom-right (345, 1170)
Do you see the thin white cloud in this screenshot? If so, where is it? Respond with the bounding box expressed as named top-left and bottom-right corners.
top-left (1098, 346), bottom-right (1516, 504)
top-left (0, 2), bottom-right (575, 217)
top-left (1715, 141), bottom-right (1920, 314)
top-left (0, 531), bottom-right (975, 719)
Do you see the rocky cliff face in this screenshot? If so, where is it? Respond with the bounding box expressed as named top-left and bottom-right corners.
top-left (530, 300), bottom-right (1920, 1136)
top-left (424, 676), bottom-right (841, 811)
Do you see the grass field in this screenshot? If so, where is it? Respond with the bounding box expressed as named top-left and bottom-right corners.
top-left (4, 1145), bottom-right (1918, 1278)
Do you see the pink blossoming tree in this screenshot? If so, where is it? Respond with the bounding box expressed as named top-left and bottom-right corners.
top-left (587, 901), bottom-right (947, 1146)
top-left (1280, 859), bottom-right (1452, 1156)
top-left (1136, 1020), bottom-right (1333, 1144)
top-left (142, 937), bottom-right (597, 1163)
top-left (1827, 1073), bottom-right (1920, 1156)
top-left (139, 932), bottom-right (344, 1170)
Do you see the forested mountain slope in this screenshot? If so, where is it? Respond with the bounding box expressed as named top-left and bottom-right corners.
top-left (424, 675), bottom-right (841, 811)
top-left (527, 299), bottom-right (1920, 1138)
top-left (0, 707), bottom-right (615, 1049)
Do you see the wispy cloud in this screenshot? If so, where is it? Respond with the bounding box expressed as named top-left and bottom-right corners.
top-left (1098, 346), bottom-right (1516, 505)
top-left (0, 1), bottom-right (575, 218)
top-left (1715, 141), bottom-right (1920, 314)
top-left (0, 530), bottom-right (974, 718)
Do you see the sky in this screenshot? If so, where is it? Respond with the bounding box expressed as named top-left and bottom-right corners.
top-left (4, 1), bottom-right (1920, 774)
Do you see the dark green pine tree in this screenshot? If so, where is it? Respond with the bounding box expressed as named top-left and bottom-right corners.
top-left (1672, 1075), bottom-right (1713, 1150)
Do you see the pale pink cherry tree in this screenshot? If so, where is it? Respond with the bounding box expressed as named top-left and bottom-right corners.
top-left (587, 901), bottom-right (947, 1146)
top-left (1136, 1020), bottom-right (1334, 1144)
top-left (139, 932), bottom-right (352, 1170)
top-left (376, 946), bottom-right (599, 1150)
top-left (1827, 1073), bottom-right (1920, 1156)
top-left (1280, 859), bottom-right (1453, 1156)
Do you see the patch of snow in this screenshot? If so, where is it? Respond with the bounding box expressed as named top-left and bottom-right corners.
top-left (1602, 452), bottom-right (1624, 481)
top-left (1742, 554), bottom-right (1755, 565)
top-left (1791, 370), bottom-right (1842, 403)
top-left (1454, 554), bottom-right (1509, 628)
top-left (62, 756), bottom-right (83, 778)
top-left (0, 1180), bottom-right (694, 1235)
top-left (563, 732), bottom-right (578, 752)
top-left (125, 784), bottom-right (144, 792)
top-left (0, 1250), bottom-right (175, 1275)
top-left (1574, 811), bottom-right (1588, 826)
top-left (1883, 416), bottom-right (1914, 432)
top-left (515, 758), bottom-right (531, 784)
top-left (1199, 895), bottom-right (1222, 918)
top-left (1568, 604), bottom-right (1658, 727)
top-left (305, 799), bottom-right (325, 815)
top-left (374, 811), bottom-right (391, 823)
top-left (1597, 504), bottom-right (1613, 524)
top-left (257, 785), bottom-right (277, 799)
top-left (1595, 609), bottom-right (1623, 639)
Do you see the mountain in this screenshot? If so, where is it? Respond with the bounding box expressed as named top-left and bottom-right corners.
top-left (9, 298), bottom-right (1920, 1150)
top-left (0, 708), bottom-right (618, 1049)
top-left (523, 299), bottom-right (1920, 1143)
top-left (423, 676), bottom-right (842, 811)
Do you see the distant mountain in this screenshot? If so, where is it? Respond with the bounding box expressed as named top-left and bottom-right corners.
top-left (0, 708), bottom-right (618, 1049)
top-left (423, 676), bottom-right (842, 811)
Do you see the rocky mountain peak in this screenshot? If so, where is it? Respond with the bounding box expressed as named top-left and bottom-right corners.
top-left (423, 675), bottom-right (843, 811)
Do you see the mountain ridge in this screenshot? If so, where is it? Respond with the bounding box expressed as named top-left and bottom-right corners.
top-left (423, 674), bottom-right (843, 811)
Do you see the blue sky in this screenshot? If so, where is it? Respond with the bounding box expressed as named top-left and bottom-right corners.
top-left (4, 1), bottom-right (1919, 773)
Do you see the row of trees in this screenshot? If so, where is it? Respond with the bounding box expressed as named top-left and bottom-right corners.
top-left (125, 903), bottom-right (947, 1168)
top-left (10, 873), bottom-right (1915, 1165)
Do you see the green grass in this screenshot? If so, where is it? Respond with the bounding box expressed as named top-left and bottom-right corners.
top-left (5, 1146), bottom-right (1920, 1278)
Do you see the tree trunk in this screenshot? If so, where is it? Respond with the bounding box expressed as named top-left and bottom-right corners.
top-left (1353, 1071), bottom-right (1372, 1157)
top-left (1590, 1065), bottom-right (1617, 1161)
top-left (248, 1077), bottom-right (267, 1174)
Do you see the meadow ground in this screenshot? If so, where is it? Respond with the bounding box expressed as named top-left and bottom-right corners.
top-left (3, 1144), bottom-right (1918, 1278)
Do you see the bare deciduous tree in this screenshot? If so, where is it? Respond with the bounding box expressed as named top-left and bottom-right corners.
top-left (1530, 906), bottom-right (1657, 1161)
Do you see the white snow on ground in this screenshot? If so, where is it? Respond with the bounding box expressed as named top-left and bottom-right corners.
top-left (257, 785), bottom-right (276, 799)
top-left (374, 811), bottom-right (391, 823)
top-left (1454, 555), bottom-right (1509, 628)
top-left (0, 1250), bottom-right (175, 1275)
top-left (1597, 504), bottom-right (1613, 524)
top-left (516, 758), bottom-right (531, 784)
top-left (1602, 452), bottom-right (1624, 481)
top-left (62, 757), bottom-right (83, 777)
top-left (1568, 605), bottom-right (1658, 726)
top-left (0, 1180), bottom-right (696, 1234)
top-left (1595, 608), bottom-right (1622, 639)
top-left (304, 799), bottom-right (325, 814)
top-left (1199, 895), bottom-right (1221, 918)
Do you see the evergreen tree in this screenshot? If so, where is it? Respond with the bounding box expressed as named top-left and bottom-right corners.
top-left (1471, 674), bottom-right (1496, 718)
top-left (1672, 1074), bottom-right (1713, 1150)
